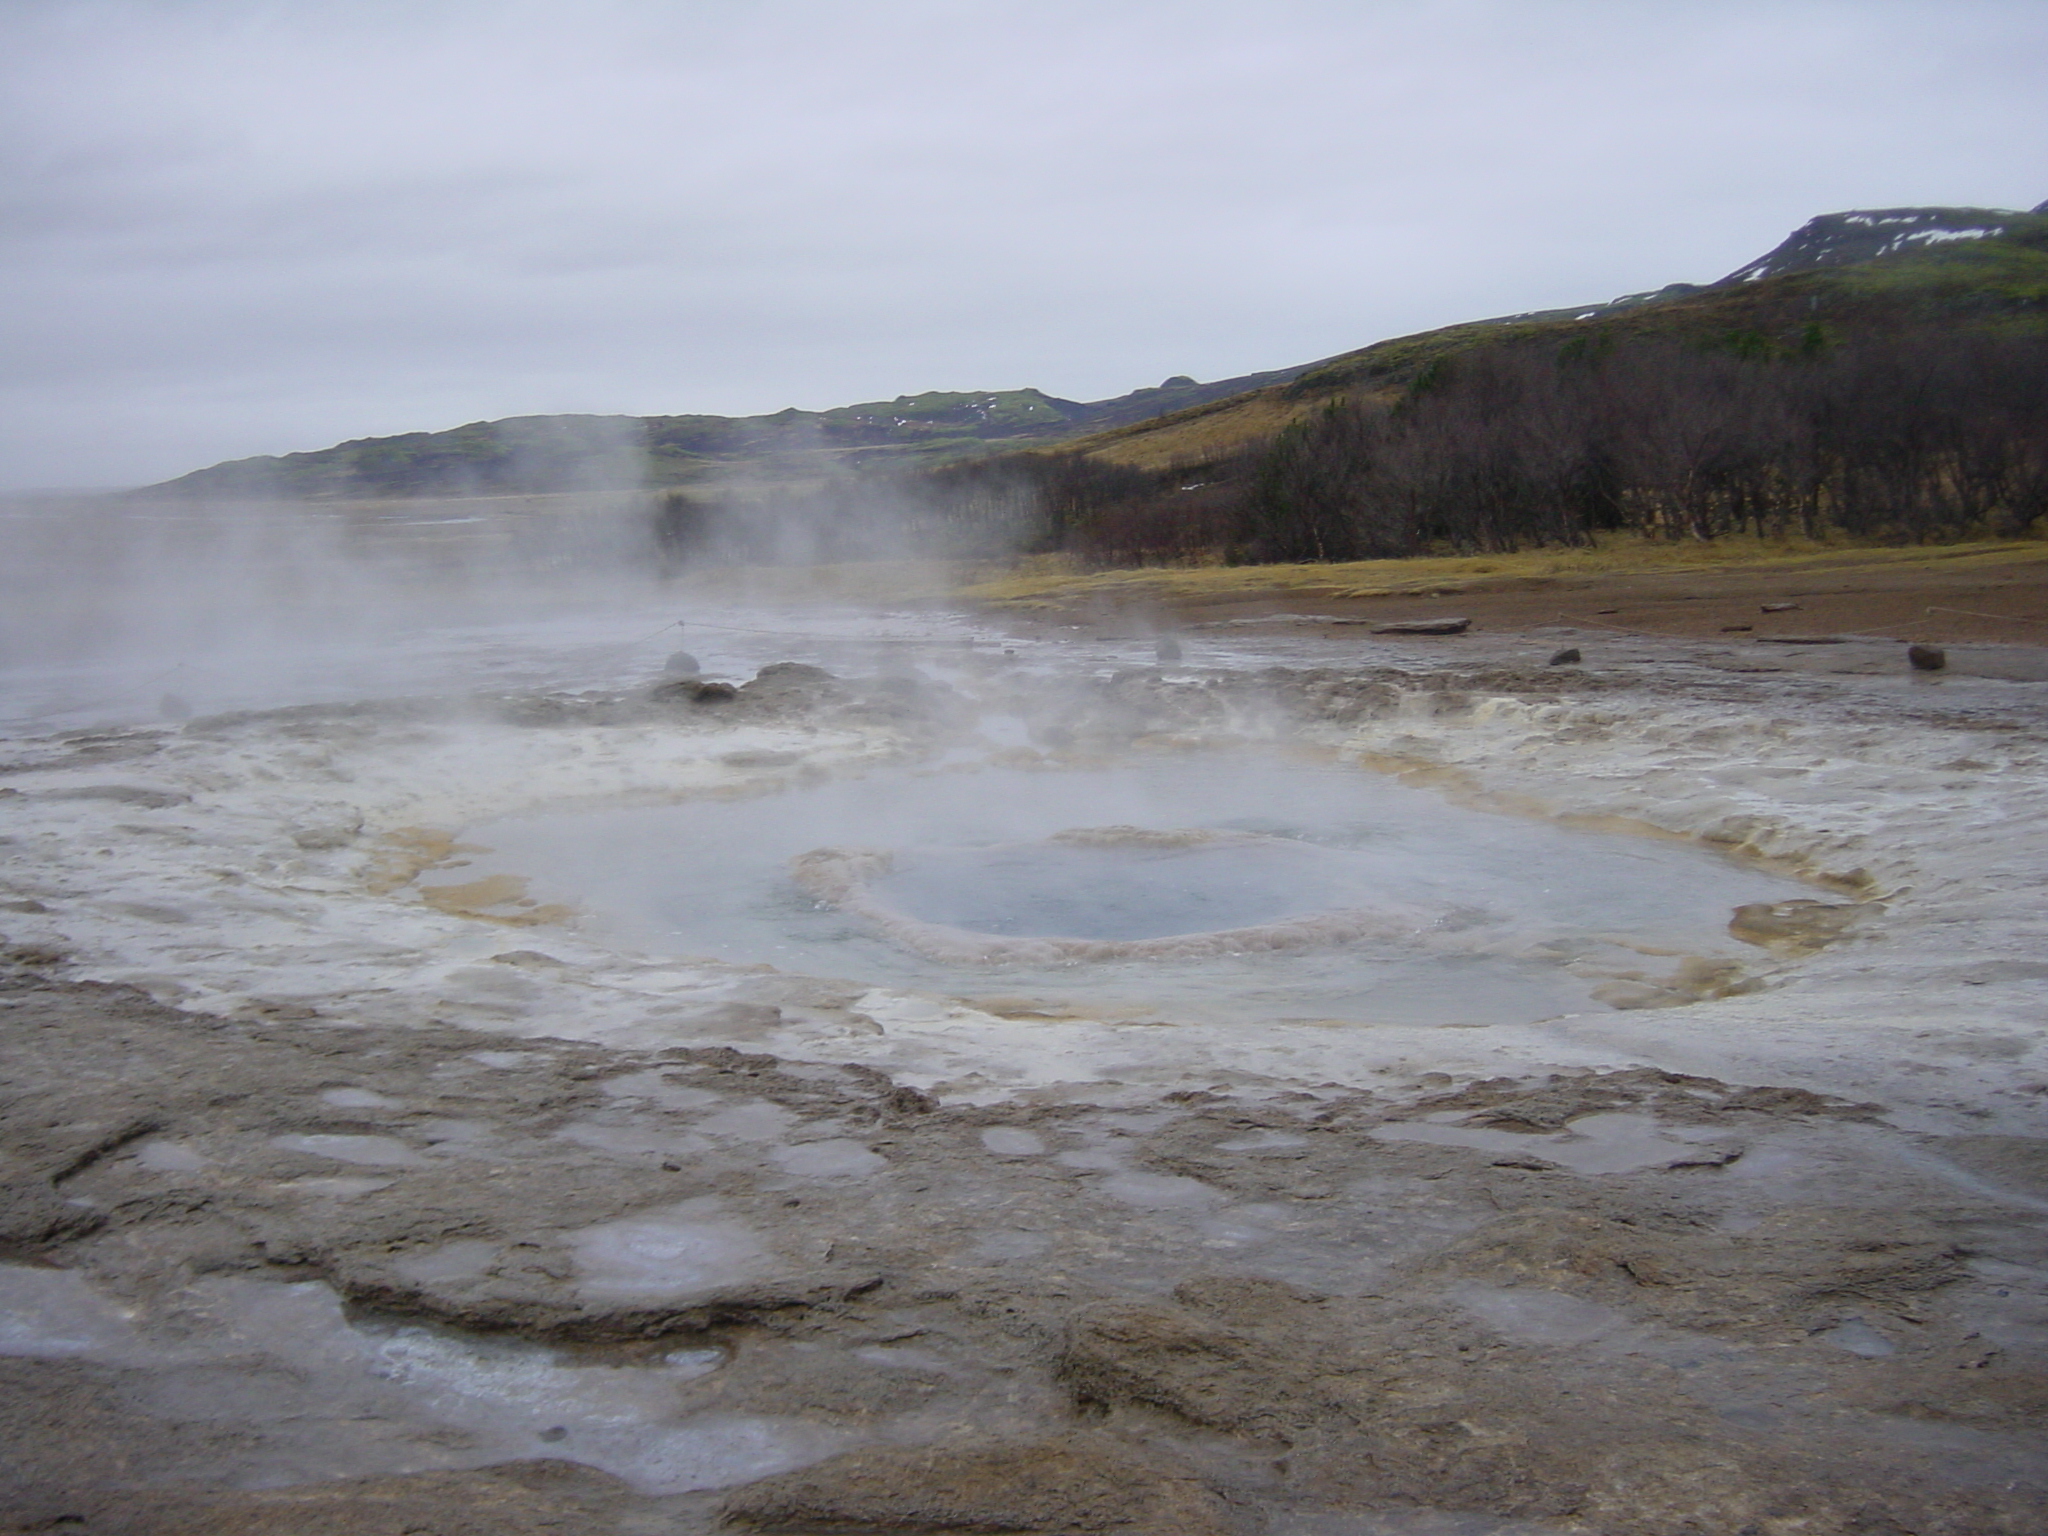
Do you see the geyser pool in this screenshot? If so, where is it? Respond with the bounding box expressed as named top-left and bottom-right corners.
top-left (875, 832), bottom-right (1380, 941)
top-left (459, 755), bottom-right (1815, 1028)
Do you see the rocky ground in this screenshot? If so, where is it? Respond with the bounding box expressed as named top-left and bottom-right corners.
top-left (3, 634), bottom-right (2046, 1534)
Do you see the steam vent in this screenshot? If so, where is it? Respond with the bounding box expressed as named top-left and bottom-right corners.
top-left (7, 575), bottom-right (2048, 1536)
top-left (7, 0), bottom-right (2047, 1515)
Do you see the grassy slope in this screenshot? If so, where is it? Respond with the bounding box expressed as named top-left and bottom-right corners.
top-left (1052, 218), bottom-right (2048, 474)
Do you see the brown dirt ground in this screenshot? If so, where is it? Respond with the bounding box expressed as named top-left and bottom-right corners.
top-left (1158, 547), bottom-right (2048, 647)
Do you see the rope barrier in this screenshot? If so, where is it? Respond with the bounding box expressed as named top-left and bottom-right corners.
top-left (671, 616), bottom-right (970, 645)
top-left (5, 613), bottom-right (995, 730)
top-left (1923, 605), bottom-right (2048, 626)
top-left (1558, 605), bottom-right (2048, 639)
top-left (26, 601), bottom-right (2028, 730)
top-left (1552, 614), bottom-right (1663, 637)
top-left (1552, 614), bottom-right (1905, 644)
top-left (14, 661), bottom-right (198, 723)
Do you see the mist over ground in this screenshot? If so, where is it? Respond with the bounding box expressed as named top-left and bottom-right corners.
top-left (0, 488), bottom-right (680, 724)
top-left (4, 7), bottom-right (2048, 1533)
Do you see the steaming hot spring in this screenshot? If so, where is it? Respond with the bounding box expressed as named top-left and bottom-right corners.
top-left (0, 589), bottom-right (2031, 1099)
top-left (0, 504), bottom-right (1953, 1089)
top-left (453, 752), bottom-right (1809, 1033)
top-left (5, 580), bottom-right (2047, 1529)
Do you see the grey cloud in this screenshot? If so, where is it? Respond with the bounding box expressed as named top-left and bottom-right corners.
top-left (2, 0), bottom-right (2044, 488)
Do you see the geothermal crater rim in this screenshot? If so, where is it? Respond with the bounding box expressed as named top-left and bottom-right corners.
top-left (439, 749), bottom-right (1821, 1026)
top-left (789, 824), bottom-right (1438, 965)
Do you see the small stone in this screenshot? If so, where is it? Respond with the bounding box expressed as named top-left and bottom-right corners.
top-left (1154, 636), bottom-right (1183, 663)
top-left (1547, 647), bottom-right (1581, 666)
top-left (1908, 645), bottom-right (1946, 672)
top-left (1761, 601), bottom-right (1800, 613)
top-left (692, 681), bottom-right (739, 703)
top-left (1665, 1144), bottom-right (1744, 1169)
top-left (293, 812), bottom-right (364, 850)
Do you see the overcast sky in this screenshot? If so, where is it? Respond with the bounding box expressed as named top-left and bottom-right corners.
top-left (3, 0), bottom-right (2043, 489)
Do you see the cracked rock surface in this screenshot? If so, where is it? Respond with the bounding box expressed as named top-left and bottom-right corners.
top-left (3, 964), bottom-right (2044, 1534)
top-left (4, 640), bottom-right (2047, 1532)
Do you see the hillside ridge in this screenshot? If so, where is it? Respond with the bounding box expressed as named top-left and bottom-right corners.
top-left (1716, 204), bottom-right (2039, 284)
top-left (145, 368), bottom-right (1316, 500)
top-left (146, 201), bottom-right (2045, 499)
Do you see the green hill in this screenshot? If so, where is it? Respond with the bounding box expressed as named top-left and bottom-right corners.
top-left (952, 204), bottom-right (2048, 565)
top-left (1064, 204), bottom-right (2048, 471)
top-left (144, 375), bottom-right (1307, 500)
top-left (145, 201), bottom-right (2047, 503)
